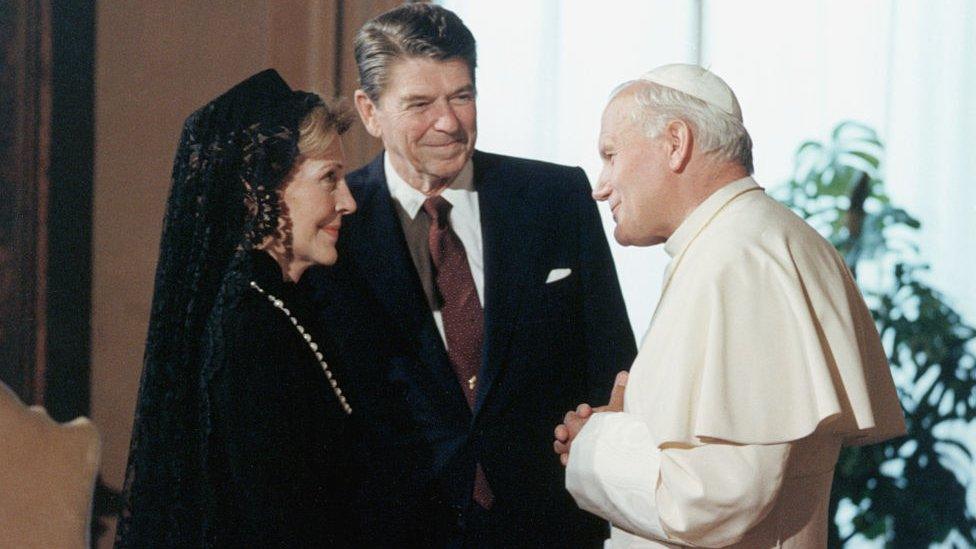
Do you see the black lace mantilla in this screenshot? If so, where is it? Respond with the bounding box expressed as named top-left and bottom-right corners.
top-left (115, 70), bottom-right (321, 547)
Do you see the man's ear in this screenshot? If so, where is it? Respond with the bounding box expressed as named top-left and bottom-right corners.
top-left (664, 119), bottom-right (693, 172)
top-left (354, 89), bottom-right (383, 138)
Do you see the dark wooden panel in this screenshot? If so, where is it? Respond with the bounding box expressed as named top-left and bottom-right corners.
top-left (0, 0), bottom-right (95, 420)
top-left (45, 0), bottom-right (94, 423)
top-left (0, 0), bottom-right (49, 405)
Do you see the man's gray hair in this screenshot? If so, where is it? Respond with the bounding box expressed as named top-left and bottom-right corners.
top-left (355, 3), bottom-right (477, 103)
top-left (613, 80), bottom-right (754, 174)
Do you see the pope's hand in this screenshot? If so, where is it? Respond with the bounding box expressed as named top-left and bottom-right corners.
top-left (593, 370), bottom-right (628, 414)
top-left (553, 371), bottom-right (628, 466)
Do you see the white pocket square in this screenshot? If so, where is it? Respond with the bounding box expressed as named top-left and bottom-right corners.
top-left (545, 268), bottom-right (572, 283)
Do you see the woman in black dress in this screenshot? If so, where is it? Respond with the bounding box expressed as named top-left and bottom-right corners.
top-left (115, 69), bottom-right (357, 547)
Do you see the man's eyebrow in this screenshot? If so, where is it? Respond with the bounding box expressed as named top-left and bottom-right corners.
top-left (399, 84), bottom-right (475, 104)
top-left (400, 93), bottom-right (434, 103)
top-left (451, 84), bottom-right (476, 95)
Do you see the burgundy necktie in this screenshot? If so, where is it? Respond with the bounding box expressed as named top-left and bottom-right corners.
top-left (423, 195), bottom-right (494, 510)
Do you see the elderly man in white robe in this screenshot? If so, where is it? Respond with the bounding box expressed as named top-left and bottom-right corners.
top-left (553, 64), bottom-right (906, 548)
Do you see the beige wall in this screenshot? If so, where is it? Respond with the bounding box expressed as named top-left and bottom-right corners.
top-left (92, 1), bottom-right (388, 545)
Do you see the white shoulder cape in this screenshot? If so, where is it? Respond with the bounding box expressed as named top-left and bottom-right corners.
top-left (626, 178), bottom-right (906, 447)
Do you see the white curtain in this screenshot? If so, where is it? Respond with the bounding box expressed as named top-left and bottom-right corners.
top-left (883, 0), bottom-right (976, 324)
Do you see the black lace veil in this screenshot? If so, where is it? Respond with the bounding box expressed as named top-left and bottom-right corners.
top-left (114, 70), bottom-right (321, 547)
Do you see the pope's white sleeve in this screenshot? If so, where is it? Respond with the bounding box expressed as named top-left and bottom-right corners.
top-left (566, 412), bottom-right (792, 547)
top-left (565, 412), bottom-right (667, 539)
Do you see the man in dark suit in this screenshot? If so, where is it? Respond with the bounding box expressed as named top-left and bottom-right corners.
top-left (307, 4), bottom-right (636, 546)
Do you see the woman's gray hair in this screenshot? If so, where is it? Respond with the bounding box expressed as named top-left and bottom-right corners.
top-left (613, 80), bottom-right (754, 174)
top-left (355, 3), bottom-right (477, 103)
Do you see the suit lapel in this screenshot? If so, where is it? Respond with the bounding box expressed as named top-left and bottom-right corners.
top-left (344, 154), bottom-right (470, 416)
top-left (473, 152), bottom-right (541, 419)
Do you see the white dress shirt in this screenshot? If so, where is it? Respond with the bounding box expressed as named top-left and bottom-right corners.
top-left (385, 154), bottom-right (483, 347)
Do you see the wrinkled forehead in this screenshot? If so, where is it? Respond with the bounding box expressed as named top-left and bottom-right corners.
top-left (380, 56), bottom-right (474, 100)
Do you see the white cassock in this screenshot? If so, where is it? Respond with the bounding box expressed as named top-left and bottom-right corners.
top-left (566, 177), bottom-right (906, 548)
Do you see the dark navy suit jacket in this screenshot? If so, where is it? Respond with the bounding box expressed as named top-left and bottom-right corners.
top-left (307, 150), bottom-right (637, 547)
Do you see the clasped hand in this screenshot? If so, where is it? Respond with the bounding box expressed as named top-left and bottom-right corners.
top-left (553, 371), bottom-right (628, 466)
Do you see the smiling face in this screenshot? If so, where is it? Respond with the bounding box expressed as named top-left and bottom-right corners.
top-left (593, 89), bottom-right (678, 247)
top-left (355, 57), bottom-right (477, 193)
top-left (270, 134), bottom-right (356, 280)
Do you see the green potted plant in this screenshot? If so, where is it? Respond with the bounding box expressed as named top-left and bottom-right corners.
top-left (776, 121), bottom-right (976, 547)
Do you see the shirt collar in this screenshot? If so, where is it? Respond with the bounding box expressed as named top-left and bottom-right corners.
top-left (384, 153), bottom-right (475, 220)
top-left (664, 176), bottom-right (761, 258)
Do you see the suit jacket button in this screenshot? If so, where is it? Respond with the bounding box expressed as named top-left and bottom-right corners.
top-left (452, 504), bottom-right (464, 527)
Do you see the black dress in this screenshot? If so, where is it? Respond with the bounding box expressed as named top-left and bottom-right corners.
top-left (203, 250), bottom-right (355, 547)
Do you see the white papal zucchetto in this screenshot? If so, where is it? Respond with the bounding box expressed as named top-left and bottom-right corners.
top-left (640, 63), bottom-right (743, 122)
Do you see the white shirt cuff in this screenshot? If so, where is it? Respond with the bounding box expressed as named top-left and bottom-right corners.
top-left (565, 412), bottom-right (668, 541)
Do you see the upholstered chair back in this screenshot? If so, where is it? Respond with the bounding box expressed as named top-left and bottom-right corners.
top-left (0, 382), bottom-right (100, 548)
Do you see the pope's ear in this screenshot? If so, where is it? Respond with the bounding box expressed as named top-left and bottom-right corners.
top-left (354, 90), bottom-right (383, 138)
top-left (664, 119), bottom-right (693, 172)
